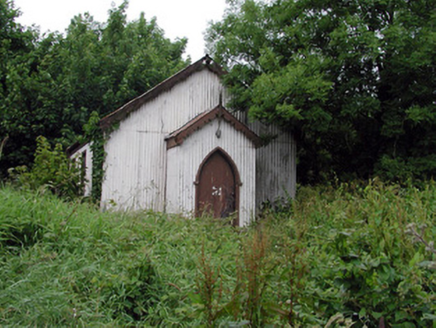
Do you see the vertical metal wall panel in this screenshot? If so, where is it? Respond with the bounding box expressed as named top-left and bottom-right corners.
top-left (228, 109), bottom-right (297, 206)
top-left (70, 143), bottom-right (93, 197)
top-left (248, 121), bottom-right (297, 206)
top-left (101, 69), bottom-right (225, 212)
top-left (166, 119), bottom-right (256, 226)
top-left (100, 65), bottom-right (296, 220)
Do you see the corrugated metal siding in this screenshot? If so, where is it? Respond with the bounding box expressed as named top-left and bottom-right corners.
top-left (101, 69), bottom-right (226, 211)
top-left (100, 66), bottom-right (296, 218)
top-left (249, 121), bottom-right (297, 205)
top-left (166, 119), bottom-right (256, 226)
top-left (230, 110), bottom-right (297, 205)
top-left (70, 143), bottom-right (93, 197)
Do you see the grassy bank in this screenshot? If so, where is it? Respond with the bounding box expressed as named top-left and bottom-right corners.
top-left (0, 181), bottom-right (435, 327)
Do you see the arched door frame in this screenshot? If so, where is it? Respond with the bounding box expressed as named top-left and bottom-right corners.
top-left (194, 147), bottom-right (241, 226)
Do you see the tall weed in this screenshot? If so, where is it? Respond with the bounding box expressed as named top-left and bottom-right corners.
top-left (8, 136), bottom-right (82, 200)
top-left (1, 180), bottom-right (435, 326)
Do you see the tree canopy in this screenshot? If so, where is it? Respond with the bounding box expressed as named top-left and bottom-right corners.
top-left (0, 0), bottom-right (188, 177)
top-left (207, 0), bottom-right (436, 183)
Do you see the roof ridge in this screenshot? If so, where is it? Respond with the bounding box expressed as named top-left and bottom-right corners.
top-left (99, 55), bottom-right (225, 130)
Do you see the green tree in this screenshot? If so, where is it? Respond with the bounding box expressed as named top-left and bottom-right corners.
top-left (0, 0), bottom-right (188, 177)
top-left (0, 0), bottom-right (40, 178)
top-left (207, 0), bottom-right (436, 183)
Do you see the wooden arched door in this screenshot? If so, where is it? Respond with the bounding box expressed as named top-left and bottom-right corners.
top-left (195, 148), bottom-right (240, 225)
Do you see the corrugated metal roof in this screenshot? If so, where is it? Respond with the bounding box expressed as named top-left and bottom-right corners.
top-left (99, 55), bottom-right (225, 130)
top-left (66, 141), bottom-right (89, 158)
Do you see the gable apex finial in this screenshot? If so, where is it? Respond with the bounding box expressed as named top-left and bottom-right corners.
top-left (203, 54), bottom-right (212, 65)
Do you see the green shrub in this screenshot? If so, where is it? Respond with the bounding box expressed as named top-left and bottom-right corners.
top-left (8, 136), bottom-right (83, 200)
top-left (1, 181), bottom-right (435, 326)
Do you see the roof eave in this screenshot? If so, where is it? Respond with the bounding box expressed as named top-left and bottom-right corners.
top-left (165, 105), bottom-right (262, 149)
top-left (99, 55), bottom-right (226, 130)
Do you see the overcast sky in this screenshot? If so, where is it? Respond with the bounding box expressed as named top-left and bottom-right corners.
top-left (13, 0), bottom-right (228, 60)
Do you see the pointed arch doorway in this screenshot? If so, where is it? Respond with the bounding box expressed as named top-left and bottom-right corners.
top-left (195, 147), bottom-right (240, 226)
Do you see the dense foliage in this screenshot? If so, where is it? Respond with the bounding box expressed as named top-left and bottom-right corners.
top-left (1, 182), bottom-right (435, 326)
top-left (206, 0), bottom-right (436, 183)
top-left (0, 0), bottom-right (188, 177)
top-left (8, 136), bottom-right (83, 199)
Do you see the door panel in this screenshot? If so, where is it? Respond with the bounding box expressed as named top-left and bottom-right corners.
top-left (196, 150), bottom-right (237, 221)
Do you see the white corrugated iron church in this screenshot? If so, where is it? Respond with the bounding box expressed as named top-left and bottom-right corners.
top-left (70, 56), bottom-right (296, 226)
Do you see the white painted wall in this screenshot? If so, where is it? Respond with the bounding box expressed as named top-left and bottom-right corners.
top-left (101, 69), bottom-right (226, 211)
top-left (233, 111), bottom-right (297, 206)
top-left (250, 122), bottom-right (297, 205)
top-left (100, 65), bottom-right (296, 218)
top-left (166, 119), bottom-right (257, 226)
top-left (70, 143), bottom-right (93, 197)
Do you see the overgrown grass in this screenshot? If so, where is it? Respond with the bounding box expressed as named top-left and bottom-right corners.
top-left (1, 180), bottom-right (435, 327)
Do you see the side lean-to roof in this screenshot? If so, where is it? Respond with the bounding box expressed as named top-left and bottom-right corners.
top-left (66, 141), bottom-right (89, 158)
top-left (99, 55), bottom-right (226, 130)
top-left (165, 105), bottom-right (262, 149)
